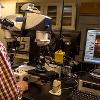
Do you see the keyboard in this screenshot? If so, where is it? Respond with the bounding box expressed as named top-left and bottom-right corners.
top-left (72, 90), bottom-right (100, 100)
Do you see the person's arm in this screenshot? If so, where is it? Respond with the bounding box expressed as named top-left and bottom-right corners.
top-left (0, 41), bottom-right (28, 100)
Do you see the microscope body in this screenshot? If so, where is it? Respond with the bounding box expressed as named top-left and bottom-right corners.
top-left (0, 11), bottom-right (52, 82)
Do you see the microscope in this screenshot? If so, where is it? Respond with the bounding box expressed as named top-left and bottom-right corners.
top-left (0, 3), bottom-right (52, 82)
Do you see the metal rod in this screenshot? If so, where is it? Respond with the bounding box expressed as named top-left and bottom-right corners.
top-left (59, 0), bottom-right (64, 38)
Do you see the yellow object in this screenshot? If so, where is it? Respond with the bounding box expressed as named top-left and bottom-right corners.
top-left (55, 50), bottom-right (65, 63)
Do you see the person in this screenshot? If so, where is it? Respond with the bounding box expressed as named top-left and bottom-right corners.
top-left (0, 3), bottom-right (28, 100)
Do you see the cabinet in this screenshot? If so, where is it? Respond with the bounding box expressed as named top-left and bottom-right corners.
top-left (44, 3), bottom-right (60, 30)
top-left (80, 2), bottom-right (100, 15)
top-left (44, 3), bottom-right (76, 30)
top-left (61, 3), bottom-right (76, 30)
top-left (16, 2), bottom-right (76, 30)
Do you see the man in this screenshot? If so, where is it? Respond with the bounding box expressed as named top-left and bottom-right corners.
top-left (0, 3), bottom-right (28, 100)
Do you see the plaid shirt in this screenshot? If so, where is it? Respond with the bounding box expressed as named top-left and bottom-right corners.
top-left (0, 41), bottom-right (22, 100)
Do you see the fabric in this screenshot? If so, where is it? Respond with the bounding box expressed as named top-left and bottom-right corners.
top-left (0, 41), bottom-right (22, 100)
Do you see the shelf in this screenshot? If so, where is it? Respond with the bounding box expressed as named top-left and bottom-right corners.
top-left (49, 16), bottom-right (57, 18)
top-left (63, 16), bottom-right (72, 18)
top-left (63, 12), bottom-right (72, 16)
top-left (62, 17), bottom-right (72, 26)
top-left (64, 6), bottom-right (72, 10)
top-left (47, 11), bottom-right (57, 13)
top-left (48, 6), bottom-right (57, 10)
top-left (48, 12), bottom-right (57, 14)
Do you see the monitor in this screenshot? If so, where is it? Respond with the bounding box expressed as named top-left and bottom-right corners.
top-left (83, 29), bottom-right (100, 64)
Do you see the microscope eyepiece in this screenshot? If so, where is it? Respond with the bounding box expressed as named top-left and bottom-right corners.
top-left (0, 18), bottom-right (14, 27)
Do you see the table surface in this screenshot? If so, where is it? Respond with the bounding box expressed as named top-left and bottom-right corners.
top-left (22, 77), bottom-right (77, 100)
top-left (22, 72), bottom-right (100, 100)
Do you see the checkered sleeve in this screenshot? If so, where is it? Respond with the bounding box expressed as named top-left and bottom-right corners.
top-left (0, 41), bottom-right (22, 100)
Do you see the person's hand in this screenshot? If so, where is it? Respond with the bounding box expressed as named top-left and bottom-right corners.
top-left (17, 81), bottom-right (28, 92)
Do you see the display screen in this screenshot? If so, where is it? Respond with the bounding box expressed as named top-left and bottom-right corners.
top-left (84, 29), bottom-right (100, 64)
